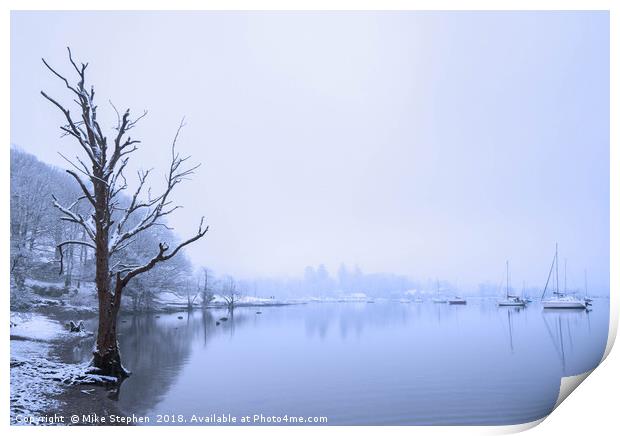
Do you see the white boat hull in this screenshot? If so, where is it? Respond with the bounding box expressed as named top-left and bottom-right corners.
top-left (542, 300), bottom-right (586, 309)
top-left (498, 301), bottom-right (526, 307)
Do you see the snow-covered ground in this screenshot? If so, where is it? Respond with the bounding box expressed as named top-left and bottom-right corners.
top-left (306, 293), bottom-right (377, 303)
top-left (24, 278), bottom-right (65, 289)
top-left (10, 312), bottom-right (64, 341)
top-left (10, 312), bottom-right (97, 425)
top-left (13, 279), bottom-right (98, 315)
top-left (16, 278), bottom-right (310, 313)
top-left (155, 291), bottom-right (296, 308)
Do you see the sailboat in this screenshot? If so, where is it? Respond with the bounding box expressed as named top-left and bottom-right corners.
top-left (584, 270), bottom-right (593, 305)
top-left (448, 296), bottom-right (467, 305)
top-left (521, 281), bottom-right (533, 303)
top-left (432, 280), bottom-right (447, 303)
top-left (541, 244), bottom-right (586, 309)
top-left (498, 261), bottom-right (527, 307)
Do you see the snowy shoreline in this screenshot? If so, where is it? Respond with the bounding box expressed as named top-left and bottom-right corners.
top-left (10, 308), bottom-right (139, 426)
top-left (10, 311), bottom-right (90, 425)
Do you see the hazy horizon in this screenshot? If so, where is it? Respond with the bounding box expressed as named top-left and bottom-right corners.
top-left (10, 11), bottom-right (610, 292)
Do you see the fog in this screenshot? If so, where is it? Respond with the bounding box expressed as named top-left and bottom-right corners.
top-left (10, 11), bottom-right (609, 293)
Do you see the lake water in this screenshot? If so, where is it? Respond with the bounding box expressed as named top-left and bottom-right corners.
top-left (70, 299), bottom-right (609, 425)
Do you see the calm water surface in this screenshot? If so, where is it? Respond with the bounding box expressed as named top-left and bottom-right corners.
top-left (72, 299), bottom-right (608, 425)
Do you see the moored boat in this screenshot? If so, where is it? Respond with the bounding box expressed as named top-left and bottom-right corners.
top-left (432, 280), bottom-right (448, 303)
top-left (498, 261), bottom-right (527, 307)
top-left (584, 270), bottom-right (593, 306)
top-left (540, 244), bottom-right (586, 310)
top-left (542, 296), bottom-right (587, 309)
top-left (448, 296), bottom-right (467, 305)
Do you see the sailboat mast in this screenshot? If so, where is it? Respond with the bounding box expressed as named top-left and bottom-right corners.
top-left (585, 269), bottom-right (588, 297)
top-left (555, 243), bottom-right (559, 295)
top-left (506, 260), bottom-right (509, 298)
top-left (564, 258), bottom-right (567, 293)
top-left (541, 250), bottom-right (555, 300)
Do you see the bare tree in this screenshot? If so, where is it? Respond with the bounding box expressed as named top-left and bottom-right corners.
top-left (183, 278), bottom-right (200, 311)
top-left (41, 48), bottom-right (208, 378)
top-left (200, 267), bottom-right (215, 308)
top-left (221, 275), bottom-right (241, 312)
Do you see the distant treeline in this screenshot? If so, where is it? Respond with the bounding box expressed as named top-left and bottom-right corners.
top-left (238, 264), bottom-right (418, 299)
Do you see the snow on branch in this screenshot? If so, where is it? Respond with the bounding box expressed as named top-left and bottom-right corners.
top-left (118, 217), bottom-right (208, 289)
top-left (108, 121), bottom-right (200, 255)
top-left (51, 195), bottom-right (96, 241)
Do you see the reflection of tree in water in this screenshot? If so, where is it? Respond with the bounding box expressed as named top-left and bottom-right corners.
top-left (114, 313), bottom-right (201, 414)
top-left (66, 309), bottom-right (253, 416)
top-left (57, 313), bottom-right (195, 413)
top-left (201, 309), bottom-right (214, 345)
top-left (217, 308), bottom-right (251, 339)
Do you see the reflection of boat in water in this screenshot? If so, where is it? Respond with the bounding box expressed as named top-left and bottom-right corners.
top-left (504, 307), bottom-right (523, 352)
top-left (448, 297), bottom-right (467, 305)
top-left (541, 244), bottom-right (586, 309)
top-left (541, 310), bottom-right (585, 374)
top-left (507, 310), bottom-right (514, 352)
top-left (498, 261), bottom-right (527, 307)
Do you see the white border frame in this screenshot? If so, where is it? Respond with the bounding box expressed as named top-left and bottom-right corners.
top-left (2, 2), bottom-right (616, 435)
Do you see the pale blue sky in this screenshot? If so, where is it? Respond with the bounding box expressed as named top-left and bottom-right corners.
top-left (10, 11), bottom-right (610, 291)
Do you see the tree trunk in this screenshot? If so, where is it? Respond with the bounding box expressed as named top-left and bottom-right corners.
top-left (92, 299), bottom-right (127, 378)
top-left (64, 244), bottom-right (74, 288)
top-left (77, 229), bottom-right (86, 289)
top-left (91, 180), bottom-right (129, 380)
top-left (92, 276), bottom-right (129, 378)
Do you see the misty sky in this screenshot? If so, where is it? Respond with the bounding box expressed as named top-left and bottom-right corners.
top-left (10, 11), bottom-right (609, 291)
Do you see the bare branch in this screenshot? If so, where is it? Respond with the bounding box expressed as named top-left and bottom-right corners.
top-left (120, 217), bottom-right (208, 287)
top-left (52, 194), bottom-right (96, 241)
top-left (57, 240), bottom-right (96, 275)
top-left (41, 90), bottom-right (96, 163)
top-left (41, 57), bottom-right (80, 97)
top-left (108, 123), bottom-right (201, 255)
